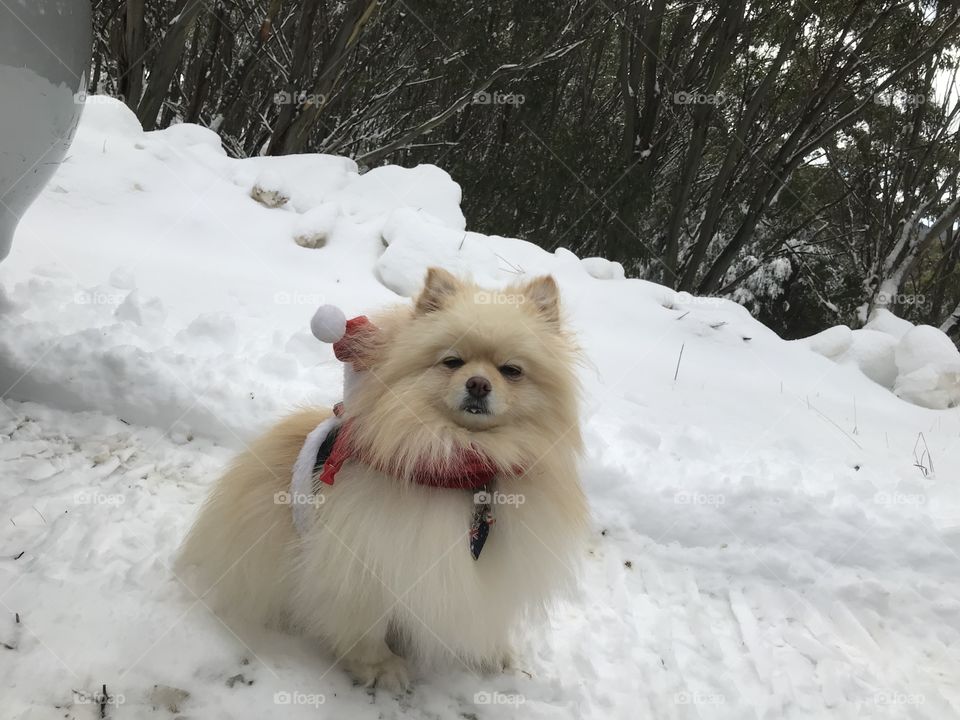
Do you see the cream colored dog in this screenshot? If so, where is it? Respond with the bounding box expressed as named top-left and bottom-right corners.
top-left (177, 268), bottom-right (588, 690)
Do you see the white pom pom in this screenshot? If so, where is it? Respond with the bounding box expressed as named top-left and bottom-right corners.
top-left (311, 305), bottom-right (347, 343)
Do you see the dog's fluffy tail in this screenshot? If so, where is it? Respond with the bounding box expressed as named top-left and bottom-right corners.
top-left (175, 407), bottom-right (330, 626)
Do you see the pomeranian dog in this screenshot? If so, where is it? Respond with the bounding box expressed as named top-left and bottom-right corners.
top-left (177, 268), bottom-right (588, 690)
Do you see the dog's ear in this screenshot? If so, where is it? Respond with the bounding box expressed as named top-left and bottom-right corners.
top-left (415, 267), bottom-right (460, 314)
top-left (521, 275), bottom-right (561, 324)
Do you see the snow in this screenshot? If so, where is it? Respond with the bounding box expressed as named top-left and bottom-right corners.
top-left (800, 325), bottom-right (852, 360)
top-left (864, 308), bottom-right (915, 340)
top-left (292, 203), bottom-right (339, 249)
top-left (580, 257), bottom-right (626, 280)
top-left (378, 209), bottom-right (499, 297)
top-left (3, 98), bottom-right (960, 719)
top-left (803, 313), bottom-right (960, 409)
top-left (895, 325), bottom-right (960, 376)
top-left (894, 326), bottom-right (960, 409)
top-left (844, 329), bottom-right (899, 389)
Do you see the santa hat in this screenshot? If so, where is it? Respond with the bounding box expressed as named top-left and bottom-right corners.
top-left (310, 305), bottom-right (378, 414)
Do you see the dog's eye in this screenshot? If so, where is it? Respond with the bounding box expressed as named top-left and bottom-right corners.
top-left (442, 356), bottom-right (465, 369)
top-left (499, 364), bottom-right (522, 379)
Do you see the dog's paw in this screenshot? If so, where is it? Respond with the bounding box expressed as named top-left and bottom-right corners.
top-left (346, 654), bottom-right (411, 692)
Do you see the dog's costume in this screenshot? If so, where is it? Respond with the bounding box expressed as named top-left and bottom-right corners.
top-left (290, 305), bottom-right (498, 558)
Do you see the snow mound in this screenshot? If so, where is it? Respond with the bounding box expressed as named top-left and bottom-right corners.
top-left (345, 163), bottom-right (465, 229)
top-left (377, 208), bottom-right (500, 297)
top-left (893, 325), bottom-right (960, 408)
top-left (293, 203), bottom-right (339, 248)
top-left (864, 308), bottom-right (915, 340)
top-left (581, 256), bottom-right (626, 280)
top-left (802, 315), bottom-right (959, 407)
top-left (801, 325), bottom-right (852, 360)
top-left (844, 329), bottom-right (899, 388)
top-left (894, 324), bottom-right (960, 375)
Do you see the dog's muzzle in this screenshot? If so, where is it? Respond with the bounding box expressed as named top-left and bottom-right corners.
top-left (460, 397), bottom-right (490, 415)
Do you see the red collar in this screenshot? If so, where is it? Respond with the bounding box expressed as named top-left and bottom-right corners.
top-left (318, 421), bottom-right (505, 490)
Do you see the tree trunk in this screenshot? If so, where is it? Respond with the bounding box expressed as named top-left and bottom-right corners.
top-left (679, 10), bottom-right (808, 291)
top-left (119, 0), bottom-right (145, 111)
top-left (272, 0), bottom-right (381, 155)
top-left (136, 0), bottom-right (206, 130)
top-left (660, 0), bottom-right (745, 283)
top-left (266, 0), bottom-right (322, 155)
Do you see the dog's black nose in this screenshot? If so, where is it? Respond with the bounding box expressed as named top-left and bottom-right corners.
top-left (465, 375), bottom-right (491, 398)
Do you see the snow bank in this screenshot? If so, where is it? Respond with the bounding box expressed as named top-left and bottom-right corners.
top-left (802, 312), bottom-right (960, 409)
top-left (893, 325), bottom-right (960, 409)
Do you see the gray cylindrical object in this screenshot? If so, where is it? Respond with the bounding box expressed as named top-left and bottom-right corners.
top-left (0, 1), bottom-right (92, 261)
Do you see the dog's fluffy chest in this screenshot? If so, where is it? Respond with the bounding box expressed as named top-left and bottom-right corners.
top-left (291, 462), bottom-right (582, 665)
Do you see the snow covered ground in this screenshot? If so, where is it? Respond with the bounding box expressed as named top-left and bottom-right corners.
top-left (2, 98), bottom-right (960, 719)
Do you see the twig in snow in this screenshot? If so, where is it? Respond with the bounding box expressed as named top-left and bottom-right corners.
top-left (2, 612), bottom-right (19, 650)
top-left (494, 253), bottom-right (524, 275)
top-left (673, 343), bottom-right (685, 382)
top-left (913, 432), bottom-right (934, 477)
top-left (808, 401), bottom-right (863, 449)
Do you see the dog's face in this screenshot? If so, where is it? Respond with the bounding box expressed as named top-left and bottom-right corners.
top-left (349, 268), bottom-right (579, 471)
top-left (410, 268), bottom-right (571, 433)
